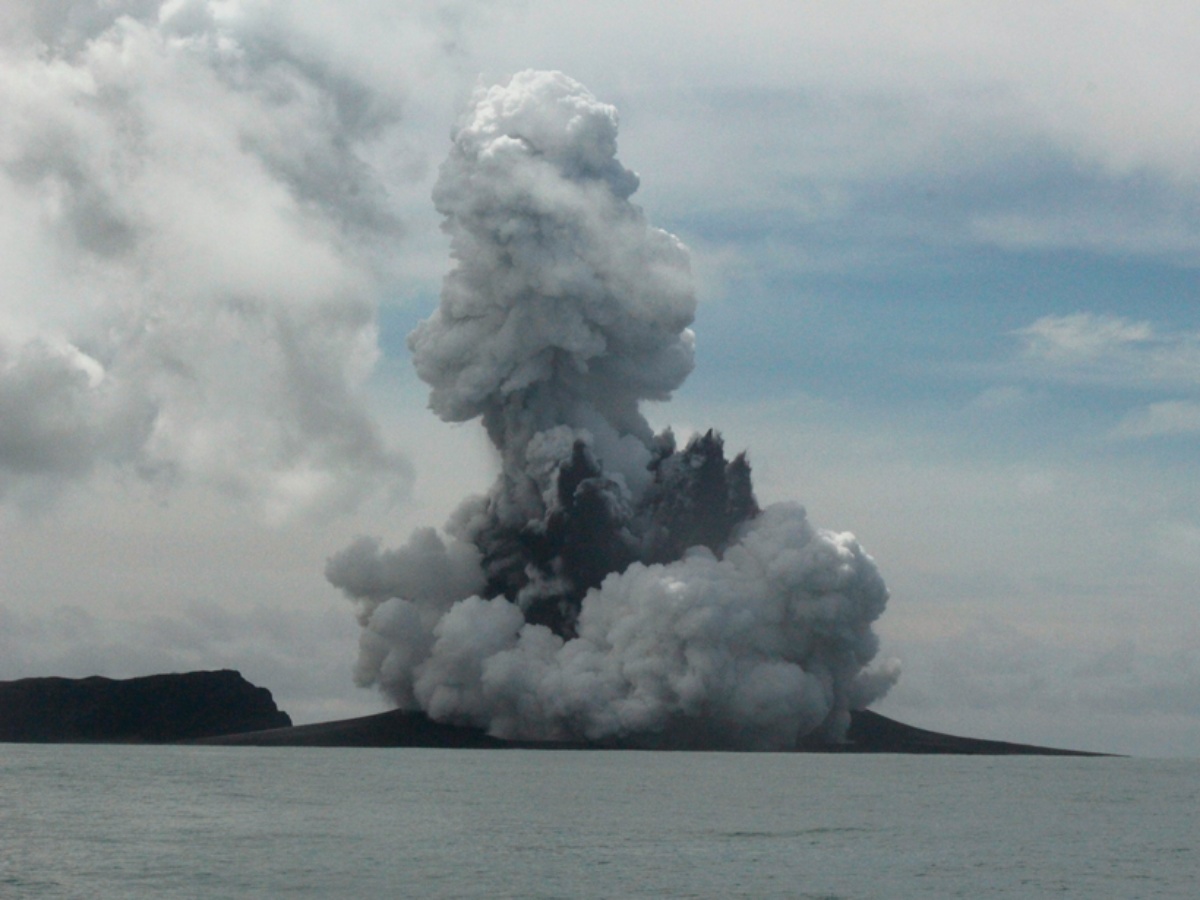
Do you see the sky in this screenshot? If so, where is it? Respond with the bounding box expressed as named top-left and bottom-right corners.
top-left (1, 0), bottom-right (1197, 757)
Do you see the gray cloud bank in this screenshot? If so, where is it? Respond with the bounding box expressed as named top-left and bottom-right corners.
top-left (1, 0), bottom-right (418, 515)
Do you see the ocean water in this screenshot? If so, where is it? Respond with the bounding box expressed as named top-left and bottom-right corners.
top-left (0, 746), bottom-right (1194, 899)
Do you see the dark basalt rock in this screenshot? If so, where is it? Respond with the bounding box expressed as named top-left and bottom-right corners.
top-left (0, 670), bottom-right (291, 743)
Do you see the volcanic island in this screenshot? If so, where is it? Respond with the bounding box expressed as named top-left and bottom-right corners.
top-left (0, 670), bottom-right (1106, 755)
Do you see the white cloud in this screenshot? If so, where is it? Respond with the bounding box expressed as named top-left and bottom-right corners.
top-left (1016, 313), bottom-right (1200, 389)
top-left (1112, 401), bottom-right (1200, 440)
top-left (1018, 313), bottom-right (1156, 361)
top-left (0, 1), bottom-right (439, 517)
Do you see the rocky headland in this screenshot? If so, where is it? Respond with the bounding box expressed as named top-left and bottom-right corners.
top-left (0, 670), bottom-right (291, 743)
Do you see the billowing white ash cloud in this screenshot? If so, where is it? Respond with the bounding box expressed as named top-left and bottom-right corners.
top-left (328, 70), bottom-right (899, 748)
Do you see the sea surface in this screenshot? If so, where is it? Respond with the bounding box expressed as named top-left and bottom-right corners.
top-left (0, 745), bottom-right (1194, 899)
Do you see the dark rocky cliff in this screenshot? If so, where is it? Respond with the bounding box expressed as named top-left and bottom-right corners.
top-left (0, 670), bottom-right (291, 743)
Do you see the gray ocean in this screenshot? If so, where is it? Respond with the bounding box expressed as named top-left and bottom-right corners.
top-left (0, 746), bottom-right (1194, 899)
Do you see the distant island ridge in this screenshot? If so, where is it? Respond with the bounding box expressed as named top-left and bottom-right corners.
top-left (0, 670), bottom-right (291, 743)
top-left (0, 671), bottom-right (1109, 755)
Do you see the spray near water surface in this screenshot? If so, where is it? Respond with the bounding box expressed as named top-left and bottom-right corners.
top-left (327, 71), bottom-right (899, 749)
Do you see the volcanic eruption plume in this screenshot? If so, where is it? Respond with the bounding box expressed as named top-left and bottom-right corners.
top-left (327, 70), bottom-right (899, 749)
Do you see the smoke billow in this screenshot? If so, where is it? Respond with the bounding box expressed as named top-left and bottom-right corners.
top-left (328, 70), bottom-right (898, 749)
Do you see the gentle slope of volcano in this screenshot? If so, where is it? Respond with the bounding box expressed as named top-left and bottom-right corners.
top-left (195, 707), bottom-right (1110, 755)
